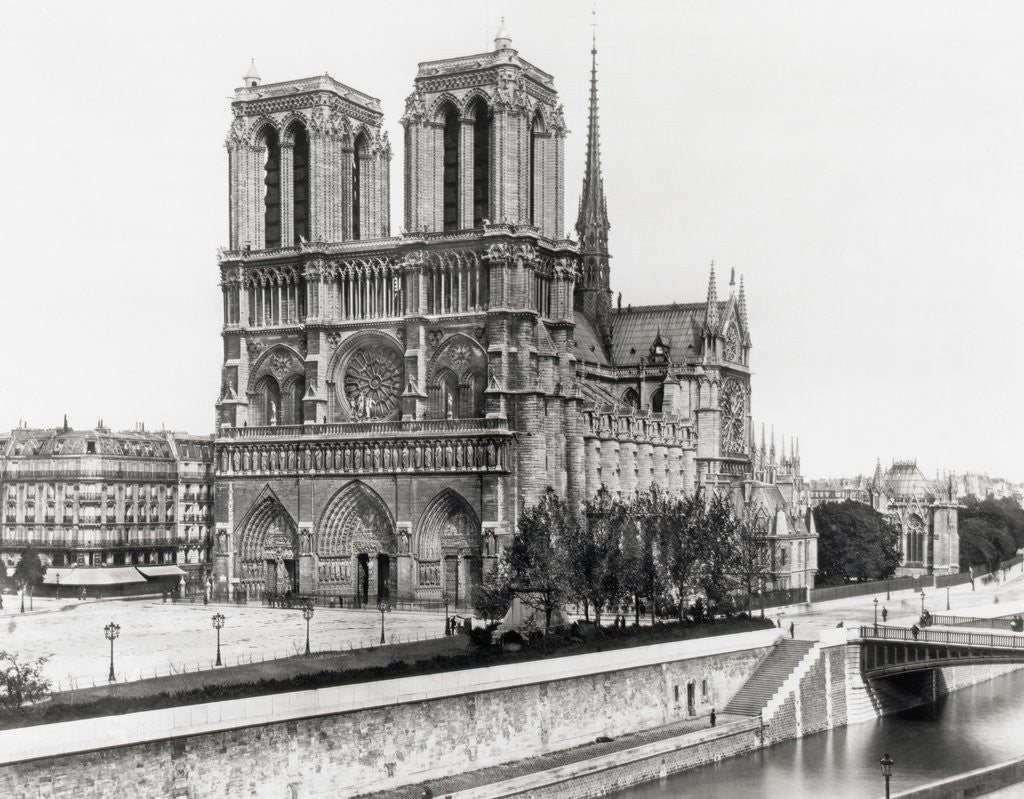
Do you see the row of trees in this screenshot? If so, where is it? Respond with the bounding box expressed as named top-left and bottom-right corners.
top-left (476, 485), bottom-right (775, 631)
top-left (959, 495), bottom-right (1024, 571)
top-left (811, 501), bottom-right (901, 586)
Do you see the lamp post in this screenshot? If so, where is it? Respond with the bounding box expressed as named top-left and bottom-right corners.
top-left (378, 600), bottom-right (391, 645)
top-left (441, 591), bottom-right (451, 636)
top-left (20, 582), bottom-right (25, 614)
top-left (56, 573), bottom-right (61, 601)
top-left (946, 585), bottom-right (950, 612)
top-left (873, 597), bottom-right (879, 631)
top-left (104, 622), bottom-right (121, 683)
top-left (880, 752), bottom-right (894, 799)
top-left (301, 602), bottom-right (314, 657)
top-left (211, 613), bottom-right (225, 667)
top-left (886, 579), bottom-right (891, 601)
top-left (920, 589), bottom-right (926, 616)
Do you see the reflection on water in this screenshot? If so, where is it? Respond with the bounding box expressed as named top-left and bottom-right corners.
top-left (611, 668), bottom-right (1024, 798)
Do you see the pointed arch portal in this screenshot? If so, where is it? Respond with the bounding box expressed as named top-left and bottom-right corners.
top-left (237, 494), bottom-right (299, 598)
top-left (416, 489), bottom-right (482, 604)
top-left (317, 482), bottom-right (398, 603)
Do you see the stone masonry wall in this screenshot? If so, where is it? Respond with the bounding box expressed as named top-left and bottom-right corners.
top-left (0, 646), bottom-right (771, 799)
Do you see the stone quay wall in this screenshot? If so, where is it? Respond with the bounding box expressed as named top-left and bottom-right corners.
top-left (0, 629), bottom-right (780, 799)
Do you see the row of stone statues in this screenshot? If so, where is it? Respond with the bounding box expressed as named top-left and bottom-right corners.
top-left (220, 437), bottom-right (508, 474)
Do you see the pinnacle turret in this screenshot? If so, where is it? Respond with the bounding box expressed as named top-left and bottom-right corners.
top-left (704, 263), bottom-right (719, 333)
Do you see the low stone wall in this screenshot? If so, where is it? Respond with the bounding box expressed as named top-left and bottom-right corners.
top-left (889, 755), bottom-right (1024, 799)
top-left (0, 629), bottom-right (779, 798)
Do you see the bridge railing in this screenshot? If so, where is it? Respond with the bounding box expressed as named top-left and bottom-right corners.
top-left (927, 614), bottom-right (1017, 632)
top-left (858, 625), bottom-right (1024, 650)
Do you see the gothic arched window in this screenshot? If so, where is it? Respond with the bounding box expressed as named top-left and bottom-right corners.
top-left (470, 98), bottom-right (490, 227)
top-left (720, 378), bottom-right (746, 455)
top-left (529, 112), bottom-right (543, 227)
top-left (724, 323), bottom-right (741, 363)
top-left (262, 128), bottom-right (281, 248)
top-left (906, 514), bottom-right (926, 564)
top-left (651, 387), bottom-right (664, 413)
top-left (292, 126), bottom-right (310, 244)
top-left (442, 107), bottom-right (460, 231)
top-left (352, 131), bottom-right (368, 240)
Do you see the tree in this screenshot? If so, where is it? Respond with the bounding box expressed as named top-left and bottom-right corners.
top-left (472, 568), bottom-right (514, 625)
top-left (697, 491), bottom-right (741, 612)
top-left (576, 486), bottom-right (627, 625)
top-left (13, 547), bottom-right (47, 612)
top-left (812, 501), bottom-right (901, 585)
top-left (734, 504), bottom-right (776, 615)
top-left (502, 487), bottom-right (572, 632)
top-left (0, 651), bottom-right (51, 714)
top-left (958, 495), bottom-right (1023, 571)
top-left (656, 490), bottom-right (706, 621)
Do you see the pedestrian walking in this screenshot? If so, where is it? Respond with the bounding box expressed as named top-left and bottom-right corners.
top-left (911, 623), bottom-right (920, 640)
top-left (709, 708), bottom-right (716, 727)
top-left (881, 606), bottom-right (887, 623)
top-left (789, 621), bottom-right (794, 639)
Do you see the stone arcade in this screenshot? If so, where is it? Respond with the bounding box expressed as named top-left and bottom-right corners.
top-left (213, 25), bottom-right (806, 603)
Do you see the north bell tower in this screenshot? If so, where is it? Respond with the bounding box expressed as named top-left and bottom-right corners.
top-left (400, 20), bottom-right (567, 238)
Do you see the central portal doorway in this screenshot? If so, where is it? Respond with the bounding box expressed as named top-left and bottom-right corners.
top-left (357, 554), bottom-right (370, 605)
top-left (377, 554), bottom-right (390, 602)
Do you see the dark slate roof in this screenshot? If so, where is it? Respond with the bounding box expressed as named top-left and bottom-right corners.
top-left (6, 428), bottom-right (176, 460)
top-left (572, 311), bottom-right (610, 367)
top-left (608, 302), bottom-right (726, 366)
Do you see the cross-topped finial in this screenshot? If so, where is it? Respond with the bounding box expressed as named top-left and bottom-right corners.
top-left (591, 0), bottom-right (598, 52)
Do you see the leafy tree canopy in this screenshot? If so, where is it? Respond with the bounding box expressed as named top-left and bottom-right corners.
top-left (812, 500), bottom-right (901, 585)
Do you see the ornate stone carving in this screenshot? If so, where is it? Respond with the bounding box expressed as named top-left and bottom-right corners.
top-left (426, 329), bottom-right (444, 348)
top-left (269, 354), bottom-right (292, 379)
top-left (720, 378), bottom-right (746, 455)
top-left (344, 347), bottom-right (403, 420)
top-left (327, 331), bottom-right (342, 349)
top-left (724, 324), bottom-right (740, 363)
top-left (247, 340), bottom-right (265, 360)
top-left (449, 343), bottom-right (471, 373)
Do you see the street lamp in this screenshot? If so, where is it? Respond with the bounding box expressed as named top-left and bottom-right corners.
top-left (441, 591), bottom-right (451, 636)
top-left (56, 573), bottom-right (61, 601)
top-left (880, 752), bottom-right (894, 799)
top-left (104, 622), bottom-right (121, 683)
top-left (378, 600), bottom-right (391, 645)
top-left (919, 589), bottom-right (926, 616)
top-left (20, 582), bottom-right (25, 614)
top-left (873, 597), bottom-right (879, 630)
top-left (211, 613), bottom-right (225, 667)
top-left (301, 602), bottom-right (314, 657)
top-left (946, 585), bottom-right (950, 612)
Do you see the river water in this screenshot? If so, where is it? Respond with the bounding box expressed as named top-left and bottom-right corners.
top-left (611, 668), bottom-right (1024, 798)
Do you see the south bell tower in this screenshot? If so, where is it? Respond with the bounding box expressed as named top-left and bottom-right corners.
top-left (225, 61), bottom-right (392, 250)
top-left (400, 21), bottom-right (567, 238)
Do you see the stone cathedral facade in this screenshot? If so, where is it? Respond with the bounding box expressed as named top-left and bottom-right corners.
top-left (212, 26), bottom-right (777, 604)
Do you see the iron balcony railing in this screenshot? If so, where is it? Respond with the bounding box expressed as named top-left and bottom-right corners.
top-left (859, 625), bottom-right (1024, 649)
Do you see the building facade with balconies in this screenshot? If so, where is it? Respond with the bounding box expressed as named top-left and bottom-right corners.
top-left (0, 424), bottom-right (214, 593)
top-left (212, 26), bottom-right (769, 605)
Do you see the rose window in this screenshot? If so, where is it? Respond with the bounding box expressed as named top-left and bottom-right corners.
top-left (344, 346), bottom-right (403, 420)
top-left (720, 378), bottom-right (746, 455)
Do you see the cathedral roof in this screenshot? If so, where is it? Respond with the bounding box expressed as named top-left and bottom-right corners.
top-left (608, 302), bottom-right (728, 365)
top-left (573, 311), bottom-right (611, 367)
top-left (883, 461), bottom-right (936, 499)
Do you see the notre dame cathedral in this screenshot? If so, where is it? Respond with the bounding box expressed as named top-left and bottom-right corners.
top-left (212, 23), bottom-right (802, 605)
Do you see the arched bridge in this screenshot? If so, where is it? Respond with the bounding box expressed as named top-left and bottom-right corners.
top-left (856, 624), bottom-right (1024, 679)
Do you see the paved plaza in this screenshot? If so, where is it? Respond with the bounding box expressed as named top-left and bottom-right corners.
top-left (0, 596), bottom-right (446, 689)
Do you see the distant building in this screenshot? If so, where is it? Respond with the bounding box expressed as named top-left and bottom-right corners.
top-left (809, 459), bottom-right (960, 576)
top-left (950, 472), bottom-right (1023, 503)
top-left (0, 423), bottom-right (214, 594)
top-left (733, 428), bottom-right (817, 589)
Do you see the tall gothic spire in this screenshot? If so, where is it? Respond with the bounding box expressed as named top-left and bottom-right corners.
top-left (703, 262), bottom-right (719, 333)
top-left (575, 30), bottom-right (609, 251)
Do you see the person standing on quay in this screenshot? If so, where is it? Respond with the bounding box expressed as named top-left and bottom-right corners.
top-left (882, 606), bottom-right (888, 623)
top-left (710, 708), bottom-right (716, 727)
top-left (789, 621), bottom-right (794, 639)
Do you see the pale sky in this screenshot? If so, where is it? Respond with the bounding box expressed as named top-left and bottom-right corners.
top-left (1, 1), bottom-right (1021, 481)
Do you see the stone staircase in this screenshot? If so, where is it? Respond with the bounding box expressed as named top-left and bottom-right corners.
top-left (724, 639), bottom-right (814, 716)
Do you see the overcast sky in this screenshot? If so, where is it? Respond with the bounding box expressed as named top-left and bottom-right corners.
top-left (1, 1), bottom-right (1021, 482)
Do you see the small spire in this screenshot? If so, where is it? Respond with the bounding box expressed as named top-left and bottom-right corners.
top-left (729, 266), bottom-right (736, 296)
top-left (494, 17), bottom-right (512, 50)
top-left (243, 58), bottom-right (261, 87)
top-left (760, 422), bottom-right (766, 454)
top-left (704, 262), bottom-right (719, 333)
top-left (738, 275), bottom-right (749, 337)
